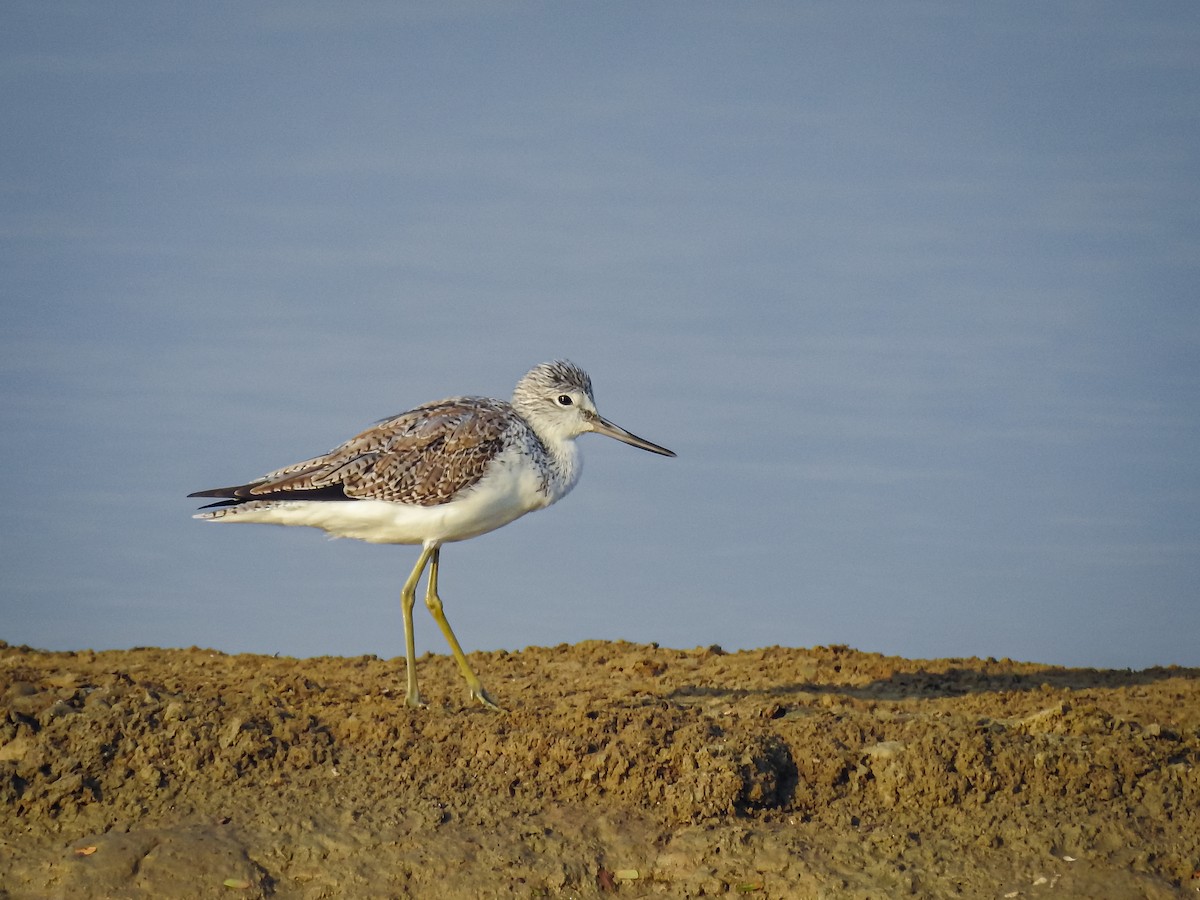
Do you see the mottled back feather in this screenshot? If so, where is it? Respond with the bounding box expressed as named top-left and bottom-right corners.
top-left (192, 397), bottom-right (520, 508)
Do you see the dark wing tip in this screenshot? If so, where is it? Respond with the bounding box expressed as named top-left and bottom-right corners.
top-left (194, 498), bottom-right (242, 510)
top-left (189, 482), bottom-right (354, 505)
top-left (188, 483), bottom-right (262, 499)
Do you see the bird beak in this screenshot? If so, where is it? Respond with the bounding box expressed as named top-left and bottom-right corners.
top-left (587, 413), bottom-right (676, 457)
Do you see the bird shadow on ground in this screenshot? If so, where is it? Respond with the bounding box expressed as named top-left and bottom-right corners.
top-left (666, 664), bottom-right (1200, 704)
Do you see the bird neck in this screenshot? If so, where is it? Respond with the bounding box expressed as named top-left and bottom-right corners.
top-left (536, 431), bottom-right (583, 502)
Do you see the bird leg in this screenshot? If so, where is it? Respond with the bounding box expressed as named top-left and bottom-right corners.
top-left (399, 544), bottom-right (436, 708)
top-left (425, 548), bottom-right (503, 711)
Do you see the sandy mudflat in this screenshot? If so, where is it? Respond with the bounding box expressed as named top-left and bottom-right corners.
top-left (2, 639), bottom-right (1198, 898)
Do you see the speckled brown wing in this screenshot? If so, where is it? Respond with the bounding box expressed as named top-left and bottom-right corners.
top-left (198, 397), bottom-right (517, 508)
top-left (341, 398), bottom-right (515, 506)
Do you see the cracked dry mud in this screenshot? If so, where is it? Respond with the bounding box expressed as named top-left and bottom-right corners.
top-left (2, 639), bottom-right (1198, 898)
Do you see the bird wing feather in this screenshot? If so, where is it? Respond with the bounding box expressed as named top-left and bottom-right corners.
top-left (239, 397), bottom-right (515, 507)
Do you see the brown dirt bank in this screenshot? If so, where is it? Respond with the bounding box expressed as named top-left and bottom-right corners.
top-left (2, 639), bottom-right (1198, 898)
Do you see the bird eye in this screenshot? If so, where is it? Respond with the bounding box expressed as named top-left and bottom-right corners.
top-left (556, 394), bottom-right (573, 406)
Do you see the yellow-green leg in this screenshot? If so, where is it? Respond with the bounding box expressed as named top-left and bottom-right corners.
top-left (400, 545), bottom-right (436, 708)
top-left (425, 548), bottom-right (503, 711)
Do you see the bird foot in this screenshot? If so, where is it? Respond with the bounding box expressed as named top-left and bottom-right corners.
top-left (471, 686), bottom-right (504, 712)
top-left (404, 691), bottom-right (427, 710)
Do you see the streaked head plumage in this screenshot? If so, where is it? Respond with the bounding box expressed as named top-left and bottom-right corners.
top-left (512, 360), bottom-right (675, 458)
top-left (514, 360), bottom-right (594, 404)
top-left (512, 360), bottom-right (597, 441)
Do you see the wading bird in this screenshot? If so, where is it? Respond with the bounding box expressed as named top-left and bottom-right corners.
top-left (190, 360), bottom-right (675, 710)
